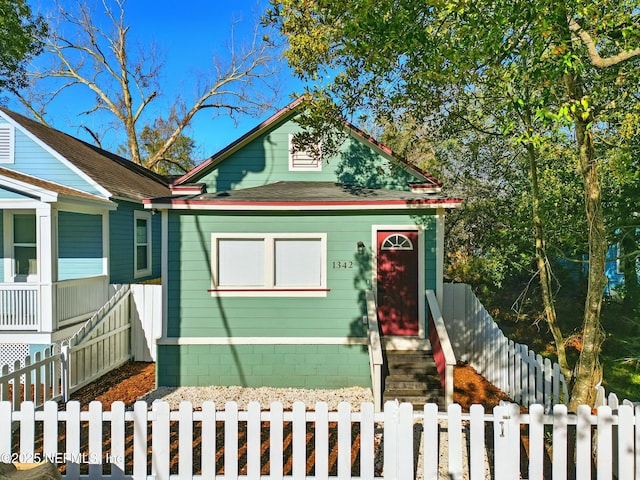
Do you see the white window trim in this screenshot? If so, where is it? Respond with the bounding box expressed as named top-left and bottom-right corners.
top-left (134, 210), bottom-right (152, 279)
top-left (288, 133), bottom-right (322, 172)
top-left (0, 124), bottom-right (15, 164)
top-left (3, 210), bottom-right (38, 283)
top-left (210, 232), bottom-right (328, 297)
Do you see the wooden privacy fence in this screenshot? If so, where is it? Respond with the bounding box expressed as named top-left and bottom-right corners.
top-left (2, 399), bottom-right (638, 480)
top-left (442, 283), bottom-right (568, 410)
top-left (0, 285), bottom-right (133, 410)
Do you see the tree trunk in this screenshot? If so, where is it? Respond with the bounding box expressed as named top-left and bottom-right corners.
top-left (526, 142), bottom-right (571, 380)
top-left (566, 92), bottom-right (607, 411)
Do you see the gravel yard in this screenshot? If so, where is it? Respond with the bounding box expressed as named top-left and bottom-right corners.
top-left (140, 385), bottom-right (373, 410)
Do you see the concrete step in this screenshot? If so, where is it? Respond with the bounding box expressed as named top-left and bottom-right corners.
top-left (385, 374), bottom-right (440, 391)
top-left (383, 349), bottom-right (444, 410)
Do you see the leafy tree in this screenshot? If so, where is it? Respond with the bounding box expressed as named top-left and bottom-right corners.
top-left (13, 0), bottom-right (280, 172)
top-left (267, 0), bottom-right (640, 408)
top-left (0, 0), bottom-right (46, 92)
top-left (138, 111), bottom-right (198, 176)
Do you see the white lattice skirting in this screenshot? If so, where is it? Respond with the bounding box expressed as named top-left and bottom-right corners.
top-left (0, 342), bottom-right (28, 369)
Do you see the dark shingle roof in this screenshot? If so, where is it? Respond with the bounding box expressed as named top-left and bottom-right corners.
top-left (148, 181), bottom-right (462, 209)
top-left (0, 108), bottom-right (170, 202)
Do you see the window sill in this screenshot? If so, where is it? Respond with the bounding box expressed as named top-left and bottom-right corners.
top-left (208, 288), bottom-right (330, 298)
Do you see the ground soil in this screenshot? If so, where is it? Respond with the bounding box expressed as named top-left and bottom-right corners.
top-left (69, 360), bottom-right (512, 412)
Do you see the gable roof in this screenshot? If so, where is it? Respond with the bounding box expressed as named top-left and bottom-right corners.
top-left (0, 108), bottom-right (170, 202)
top-left (174, 97), bottom-right (443, 190)
top-left (145, 181), bottom-right (462, 211)
top-left (0, 166), bottom-right (111, 204)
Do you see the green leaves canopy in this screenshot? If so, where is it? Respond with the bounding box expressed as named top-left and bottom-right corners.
top-left (0, 0), bottom-right (46, 91)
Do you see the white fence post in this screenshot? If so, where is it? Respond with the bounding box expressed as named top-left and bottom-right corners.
top-left (60, 344), bottom-right (70, 402)
top-left (493, 403), bottom-right (520, 480)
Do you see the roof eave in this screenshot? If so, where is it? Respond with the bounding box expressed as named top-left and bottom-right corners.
top-left (143, 198), bottom-right (463, 211)
top-left (174, 97), bottom-right (307, 185)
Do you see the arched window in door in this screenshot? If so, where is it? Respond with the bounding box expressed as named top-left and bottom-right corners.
top-left (380, 233), bottom-right (413, 251)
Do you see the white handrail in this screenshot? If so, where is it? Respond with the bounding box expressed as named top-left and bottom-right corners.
top-left (426, 289), bottom-right (456, 407)
top-left (365, 290), bottom-right (383, 411)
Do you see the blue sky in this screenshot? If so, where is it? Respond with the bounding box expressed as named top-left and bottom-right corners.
top-left (14, 0), bottom-right (303, 163)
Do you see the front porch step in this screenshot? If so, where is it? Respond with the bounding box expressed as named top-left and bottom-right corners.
top-left (383, 350), bottom-right (445, 410)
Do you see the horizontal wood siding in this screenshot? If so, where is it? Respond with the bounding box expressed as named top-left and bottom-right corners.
top-left (57, 211), bottom-right (103, 280)
top-left (1, 120), bottom-right (102, 196)
top-left (167, 210), bottom-right (437, 339)
top-left (198, 119), bottom-right (418, 192)
top-left (161, 192), bottom-right (437, 387)
top-left (157, 343), bottom-right (371, 388)
top-left (109, 201), bottom-right (161, 283)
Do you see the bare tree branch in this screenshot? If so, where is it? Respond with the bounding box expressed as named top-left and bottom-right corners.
top-left (13, 0), bottom-right (280, 170)
top-left (569, 18), bottom-right (640, 68)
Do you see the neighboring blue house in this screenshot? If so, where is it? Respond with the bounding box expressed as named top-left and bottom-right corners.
top-left (0, 108), bottom-right (170, 365)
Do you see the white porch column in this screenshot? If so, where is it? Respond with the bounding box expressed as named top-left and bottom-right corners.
top-left (102, 211), bottom-right (110, 277)
top-left (435, 207), bottom-right (445, 308)
top-left (38, 205), bottom-right (55, 333)
top-left (161, 209), bottom-right (168, 340)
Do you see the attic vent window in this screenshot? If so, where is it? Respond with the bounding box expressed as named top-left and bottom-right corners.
top-left (0, 124), bottom-right (15, 164)
top-left (288, 134), bottom-right (322, 172)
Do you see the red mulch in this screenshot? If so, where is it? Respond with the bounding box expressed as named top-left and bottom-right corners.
top-left (453, 362), bottom-right (513, 411)
top-left (68, 361), bottom-right (155, 408)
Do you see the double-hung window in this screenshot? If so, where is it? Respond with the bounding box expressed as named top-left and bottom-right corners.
top-left (13, 213), bottom-right (37, 281)
top-left (211, 233), bottom-right (327, 297)
top-left (134, 211), bottom-right (152, 278)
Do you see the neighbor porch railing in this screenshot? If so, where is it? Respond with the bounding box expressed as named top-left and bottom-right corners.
top-left (0, 275), bottom-right (108, 331)
top-left (54, 275), bottom-right (108, 327)
top-left (0, 284), bottom-right (39, 329)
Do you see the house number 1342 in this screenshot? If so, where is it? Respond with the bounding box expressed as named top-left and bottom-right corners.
top-left (332, 261), bottom-right (353, 269)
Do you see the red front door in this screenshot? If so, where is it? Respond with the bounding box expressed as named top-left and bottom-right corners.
top-left (376, 231), bottom-right (419, 336)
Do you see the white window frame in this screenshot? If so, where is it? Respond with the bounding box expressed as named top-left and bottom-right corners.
top-left (3, 210), bottom-right (38, 282)
top-left (211, 233), bottom-right (328, 297)
top-left (288, 133), bottom-right (322, 172)
top-left (0, 124), bottom-right (15, 164)
top-left (134, 210), bottom-right (152, 279)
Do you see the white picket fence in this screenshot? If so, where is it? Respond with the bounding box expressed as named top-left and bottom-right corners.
top-left (442, 283), bottom-right (569, 410)
top-left (2, 399), bottom-right (637, 480)
top-left (0, 285), bottom-right (133, 410)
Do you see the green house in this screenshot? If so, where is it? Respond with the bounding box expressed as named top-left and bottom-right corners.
top-left (146, 98), bottom-right (462, 407)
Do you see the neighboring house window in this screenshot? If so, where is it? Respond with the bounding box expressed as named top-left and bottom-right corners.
top-left (134, 211), bottom-right (152, 278)
top-left (13, 213), bottom-right (37, 281)
top-left (288, 134), bottom-right (322, 171)
top-left (0, 124), bottom-right (15, 164)
top-left (381, 234), bottom-right (414, 250)
top-left (211, 233), bottom-right (327, 296)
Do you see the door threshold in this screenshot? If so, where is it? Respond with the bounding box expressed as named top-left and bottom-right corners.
top-left (382, 337), bottom-right (432, 351)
